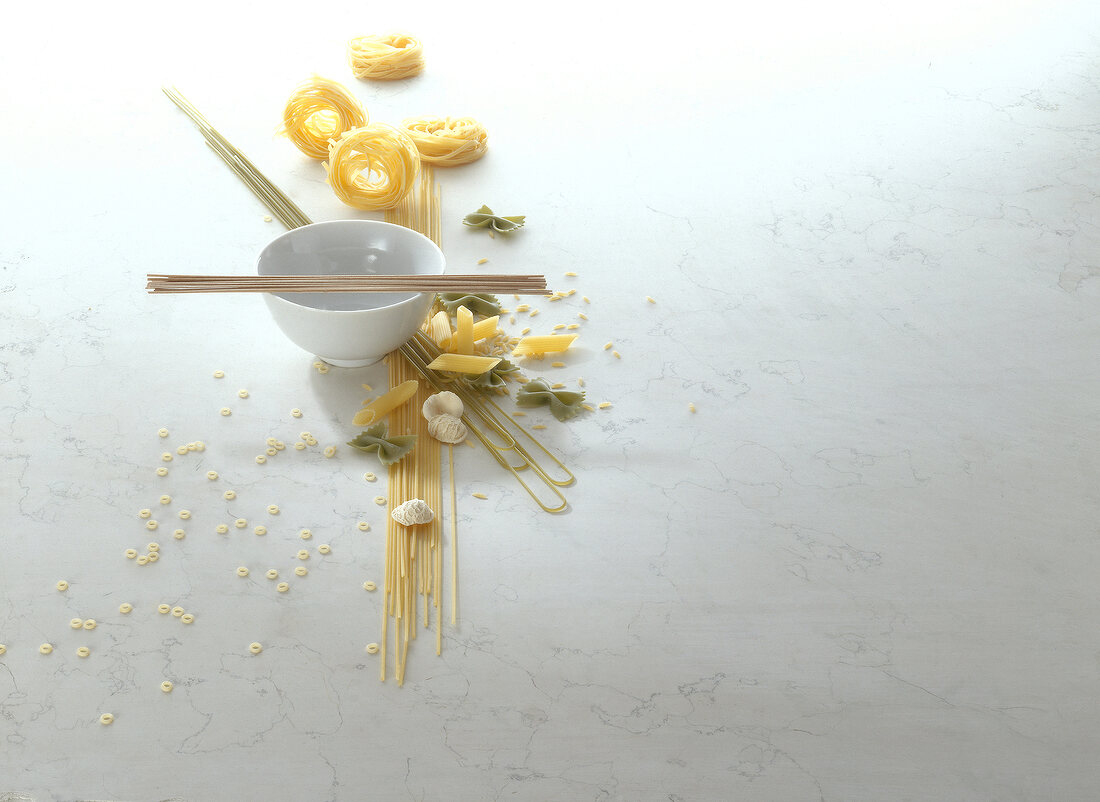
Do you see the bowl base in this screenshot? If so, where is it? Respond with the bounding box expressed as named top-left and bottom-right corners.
top-left (319, 355), bottom-right (384, 368)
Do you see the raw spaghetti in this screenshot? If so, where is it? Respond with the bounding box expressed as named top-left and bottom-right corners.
top-left (281, 76), bottom-right (367, 160)
top-left (347, 33), bottom-right (425, 80)
top-left (324, 123), bottom-right (420, 210)
top-left (401, 116), bottom-right (488, 167)
top-left (380, 352), bottom-right (444, 684)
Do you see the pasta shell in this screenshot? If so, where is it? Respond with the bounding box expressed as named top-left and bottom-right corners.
top-left (427, 413), bottom-right (467, 444)
top-left (422, 391), bottom-right (463, 420)
top-left (391, 498), bottom-right (434, 526)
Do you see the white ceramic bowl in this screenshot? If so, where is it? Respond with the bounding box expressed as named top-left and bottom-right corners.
top-left (257, 220), bottom-right (445, 367)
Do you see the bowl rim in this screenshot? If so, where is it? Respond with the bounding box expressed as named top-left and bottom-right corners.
top-left (256, 219), bottom-right (445, 315)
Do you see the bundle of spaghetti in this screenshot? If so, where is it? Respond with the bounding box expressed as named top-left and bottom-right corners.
top-left (378, 165), bottom-right (447, 683)
top-left (401, 116), bottom-right (488, 167)
top-left (385, 165), bottom-right (440, 245)
top-left (380, 351), bottom-right (443, 684)
top-left (281, 76), bottom-right (368, 160)
top-left (164, 86), bottom-right (312, 228)
top-left (324, 123), bottom-right (421, 210)
top-left (347, 33), bottom-right (425, 80)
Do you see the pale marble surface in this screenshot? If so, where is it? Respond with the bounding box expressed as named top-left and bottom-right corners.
top-left (2, 1), bottom-right (1100, 800)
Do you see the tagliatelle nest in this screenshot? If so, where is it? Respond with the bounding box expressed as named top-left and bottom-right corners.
top-left (347, 34), bottom-right (425, 80)
top-left (324, 124), bottom-right (421, 210)
top-left (401, 116), bottom-right (488, 167)
top-left (281, 76), bottom-right (367, 160)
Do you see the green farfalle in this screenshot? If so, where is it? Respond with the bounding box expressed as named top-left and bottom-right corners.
top-left (438, 292), bottom-right (502, 317)
top-left (347, 423), bottom-right (417, 466)
top-left (466, 358), bottom-right (521, 394)
top-left (463, 204), bottom-right (526, 233)
top-left (515, 377), bottom-right (585, 421)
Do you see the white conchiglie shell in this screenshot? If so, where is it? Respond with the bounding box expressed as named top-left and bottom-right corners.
top-left (390, 498), bottom-right (435, 526)
top-left (422, 391), bottom-right (463, 421)
top-left (427, 413), bottom-right (467, 444)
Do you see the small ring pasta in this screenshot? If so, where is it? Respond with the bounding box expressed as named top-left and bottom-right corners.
top-left (324, 124), bottom-right (420, 210)
top-left (401, 116), bottom-right (488, 167)
top-left (347, 34), bottom-right (425, 81)
top-left (282, 76), bottom-right (368, 160)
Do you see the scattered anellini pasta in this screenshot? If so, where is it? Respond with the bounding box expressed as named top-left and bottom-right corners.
top-left (347, 33), bottom-right (425, 80)
top-left (324, 124), bottom-right (420, 210)
top-left (281, 76), bottom-right (368, 160)
top-left (401, 116), bottom-right (488, 166)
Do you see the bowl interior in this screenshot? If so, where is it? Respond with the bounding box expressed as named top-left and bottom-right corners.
top-left (257, 220), bottom-right (445, 312)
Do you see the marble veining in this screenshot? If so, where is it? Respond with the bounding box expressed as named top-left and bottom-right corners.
top-left (2, 1), bottom-right (1099, 800)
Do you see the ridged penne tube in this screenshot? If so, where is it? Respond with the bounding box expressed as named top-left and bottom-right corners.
top-left (511, 334), bottom-right (578, 357)
top-left (426, 354), bottom-right (501, 374)
top-left (353, 379), bottom-right (420, 426)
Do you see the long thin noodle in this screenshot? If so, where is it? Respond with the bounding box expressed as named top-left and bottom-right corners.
top-left (380, 168), bottom-right (446, 684)
top-left (449, 444), bottom-right (457, 626)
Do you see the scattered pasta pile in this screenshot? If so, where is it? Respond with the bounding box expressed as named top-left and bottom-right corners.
top-left (401, 116), bottom-right (488, 167)
top-left (324, 123), bottom-right (421, 210)
top-left (281, 76), bottom-right (367, 160)
top-left (347, 33), bottom-right (425, 80)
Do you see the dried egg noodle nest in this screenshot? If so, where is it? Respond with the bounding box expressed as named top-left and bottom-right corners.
top-left (347, 34), bottom-right (425, 80)
top-left (324, 124), bottom-right (420, 210)
top-left (281, 76), bottom-right (368, 160)
top-left (401, 116), bottom-right (488, 167)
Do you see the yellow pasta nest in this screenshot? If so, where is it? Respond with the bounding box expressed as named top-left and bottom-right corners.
top-left (347, 33), bottom-right (425, 81)
top-left (324, 124), bottom-right (421, 210)
top-left (282, 76), bottom-right (368, 160)
top-left (401, 116), bottom-right (488, 167)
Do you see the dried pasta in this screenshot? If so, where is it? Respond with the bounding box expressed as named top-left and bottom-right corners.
top-left (516, 377), bottom-right (586, 421)
top-left (380, 350), bottom-right (444, 684)
top-left (426, 353), bottom-right (501, 374)
top-left (401, 116), bottom-right (488, 167)
top-left (347, 34), bottom-right (425, 80)
top-left (379, 169), bottom-right (450, 683)
top-left (324, 124), bottom-right (420, 210)
top-left (354, 379), bottom-right (419, 426)
top-left (281, 76), bottom-right (368, 160)
top-left (470, 315), bottom-right (499, 343)
top-left (347, 423), bottom-right (417, 466)
top-left (512, 334), bottom-right (578, 357)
